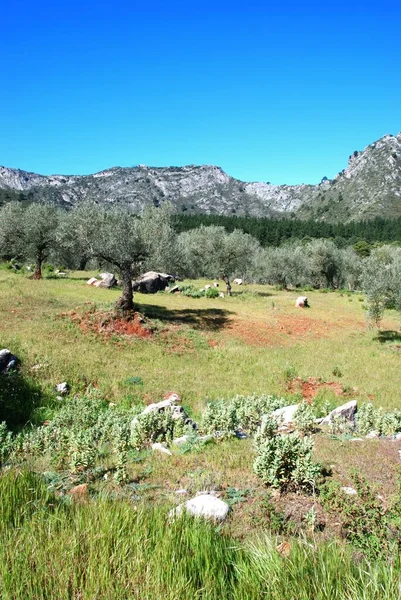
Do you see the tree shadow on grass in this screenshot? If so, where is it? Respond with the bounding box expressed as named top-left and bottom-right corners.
top-left (373, 330), bottom-right (401, 344)
top-left (138, 304), bottom-right (235, 331)
top-left (0, 372), bottom-right (49, 431)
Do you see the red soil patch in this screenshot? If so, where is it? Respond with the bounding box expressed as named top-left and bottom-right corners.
top-left (287, 376), bottom-right (347, 402)
top-left (227, 314), bottom-right (334, 347)
top-left (226, 313), bottom-right (364, 347)
top-left (61, 309), bottom-right (152, 339)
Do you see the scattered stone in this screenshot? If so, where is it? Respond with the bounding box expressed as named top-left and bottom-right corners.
top-left (55, 382), bottom-right (69, 395)
top-left (393, 432), bottom-right (401, 441)
top-left (173, 435), bottom-right (190, 446)
top-left (0, 349), bottom-right (20, 374)
top-left (169, 285), bottom-right (180, 293)
top-left (295, 296), bottom-right (309, 308)
top-left (235, 431), bottom-right (248, 439)
top-left (213, 282), bottom-right (219, 287)
top-left (94, 273), bottom-right (117, 289)
top-left (341, 486), bottom-right (357, 496)
top-left (366, 431), bottom-right (379, 439)
top-left (273, 404), bottom-right (300, 425)
top-left (143, 398), bottom-right (178, 415)
top-left (175, 489), bottom-right (188, 496)
top-left (321, 400), bottom-right (357, 426)
top-left (233, 278), bottom-right (243, 285)
top-left (170, 493), bottom-right (230, 522)
top-left (56, 396), bottom-right (63, 401)
top-left (350, 438), bottom-right (364, 442)
top-left (152, 442), bottom-right (172, 456)
top-left (69, 483), bottom-right (89, 501)
top-left (219, 292), bottom-right (225, 298)
top-left (205, 284), bottom-right (211, 290)
top-left (133, 271), bottom-right (175, 294)
top-left (276, 541), bottom-right (291, 557)
top-left (164, 392), bottom-right (182, 404)
top-left (87, 277), bottom-right (98, 286)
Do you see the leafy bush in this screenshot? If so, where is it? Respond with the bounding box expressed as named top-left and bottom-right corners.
top-left (18, 392), bottom-right (139, 474)
top-left (293, 402), bottom-right (316, 434)
top-left (320, 472), bottom-right (401, 558)
top-left (130, 409), bottom-right (192, 449)
top-left (201, 400), bottom-right (239, 437)
top-left (205, 287), bottom-right (219, 298)
top-left (201, 394), bottom-right (288, 436)
top-left (254, 414), bottom-right (278, 449)
top-left (253, 434), bottom-right (320, 491)
top-left (356, 402), bottom-right (401, 436)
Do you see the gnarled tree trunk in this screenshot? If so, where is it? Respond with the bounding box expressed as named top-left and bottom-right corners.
top-left (221, 274), bottom-right (232, 296)
top-left (33, 250), bottom-right (45, 280)
top-left (116, 265), bottom-right (134, 316)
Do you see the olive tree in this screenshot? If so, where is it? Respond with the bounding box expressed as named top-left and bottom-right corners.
top-left (263, 245), bottom-right (310, 289)
top-left (63, 202), bottom-right (176, 314)
top-left (0, 202), bottom-right (25, 261)
top-left (179, 225), bottom-right (260, 294)
top-left (304, 239), bottom-right (343, 288)
top-left (362, 246), bottom-right (401, 327)
top-left (0, 202), bottom-right (60, 278)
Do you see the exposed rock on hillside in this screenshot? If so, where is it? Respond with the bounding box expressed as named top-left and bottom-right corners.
top-left (1, 133), bottom-right (400, 222)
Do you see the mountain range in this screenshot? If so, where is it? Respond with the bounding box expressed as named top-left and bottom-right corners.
top-left (1, 132), bottom-right (400, 222)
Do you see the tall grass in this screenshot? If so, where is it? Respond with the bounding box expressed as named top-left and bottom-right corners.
top-left (0, 470), bottom-right (400, 599)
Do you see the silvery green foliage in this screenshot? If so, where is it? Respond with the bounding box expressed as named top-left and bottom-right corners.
top-left (362, 246), bottom-right (401, 326)
top-left (232, 394), bottom-right (287, 433)
top-left (328, 414), bottom-right (355, 436)
top-left (263, 245), bottom-right (310, 288)
top-left (294, 402), bottom-right (316, 435)
top-left (178, 225), bottom-right (260, 281)
top-left (130, 410), bottom-right (192, 450)
top-left (356, 402), bottom-right (401, 437)
top-left (201, 401), bottom-right (239, 437)
top-left (253, 433), bottom-right (320, 491)
top-left (0, 202), bottom-right (25, 261)
top-left (201, 394), bottom-right (287, 437)
top-left (254, 414), bottom-right (278, 450)
top-left (18, 392), bottom-right (140, 472)
top-left (0, 421), bottom-right (13, 464)
top-left (304, 239), bottom-right (343, 289)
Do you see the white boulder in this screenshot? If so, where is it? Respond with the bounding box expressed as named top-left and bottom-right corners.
top-left (273, 404), bottom-right (300, 425)
top-left (295, 296), bottom-right (309, 308)
top-left (152, 442), bottom-right (172, 456)
top-left (170, 493), bottom-right (230, 522)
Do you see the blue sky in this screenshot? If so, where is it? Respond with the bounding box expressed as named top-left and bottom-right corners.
top-left (1, 0), bottom-right (400, 184)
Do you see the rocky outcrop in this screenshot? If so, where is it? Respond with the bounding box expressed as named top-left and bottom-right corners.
top-left (132, 271), bottom-right (174, 294)
top-left (1, 132), bottom-right (400, 222)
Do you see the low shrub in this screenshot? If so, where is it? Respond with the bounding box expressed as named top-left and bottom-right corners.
top-left (253, 434), bottom-right (320, 491)
top-left (201, 394), bottom-right (288, 436)
top-left (293, 402), bottom-right (316, 434)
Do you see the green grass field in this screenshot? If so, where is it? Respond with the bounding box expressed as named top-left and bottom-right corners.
top-left (1, 268), bottom-right (401, 598)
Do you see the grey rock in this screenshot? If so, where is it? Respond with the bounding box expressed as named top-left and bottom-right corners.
top-left (321, 400), bottom-right (357, 425)
top-left (0, 349), bottom-right (20, 374)
top-left (366, 431), bottom-right (379, 439)
top-left (133, 271), bottom-right (174, 294)
top-left (94, 273), bottom-right (117, 289)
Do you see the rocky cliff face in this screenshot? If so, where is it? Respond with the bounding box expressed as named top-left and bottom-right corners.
top-left (1, 133), bottom-right (400, 222)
